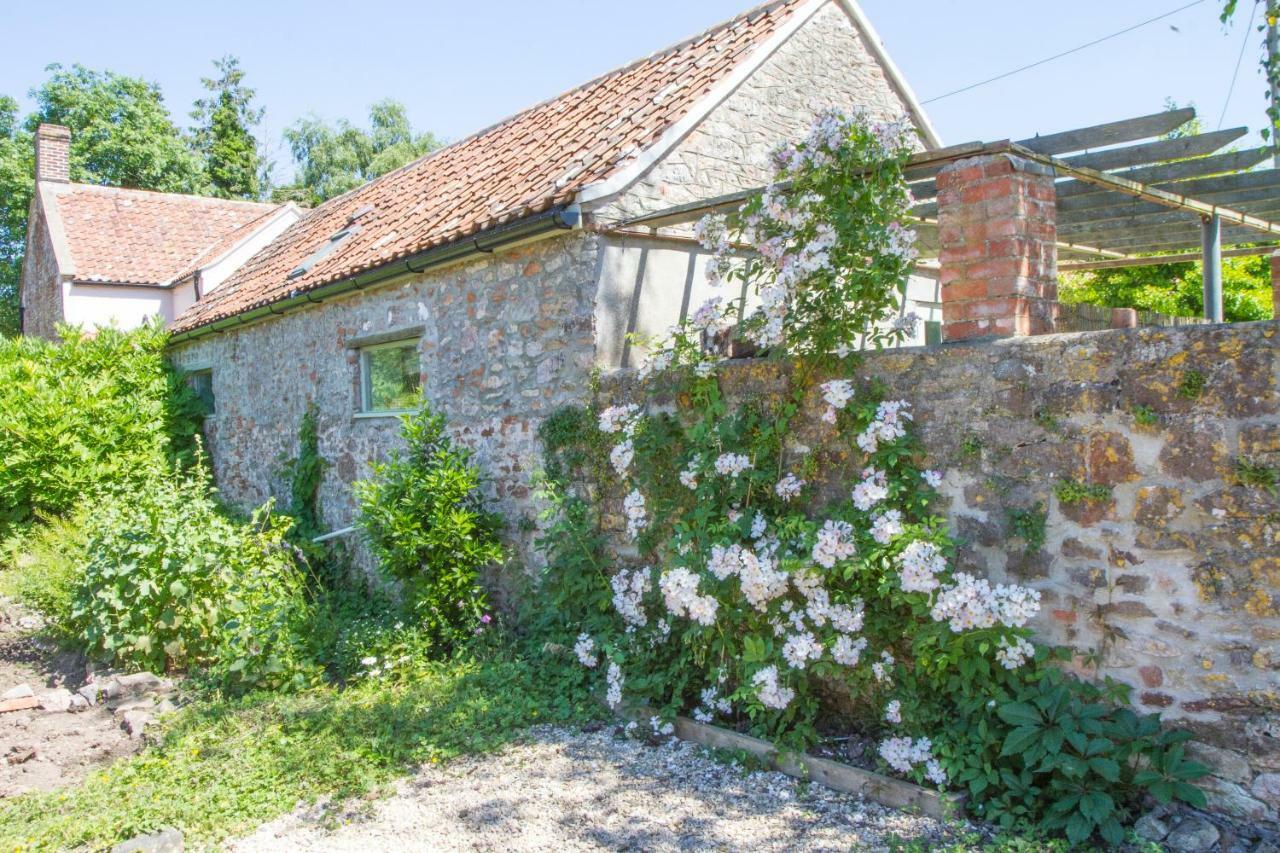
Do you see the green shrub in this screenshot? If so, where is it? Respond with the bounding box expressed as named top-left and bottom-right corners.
top-left (0, 322), bottom-right (201, 535)
top-left (71, 457), bottom-right (315, 692)
top-left (940, 668), bottom-right (1207, 845)
top-left (355, 402), bottom-right (504, 654)
top-left (0, 510), bottom-right (90, 633)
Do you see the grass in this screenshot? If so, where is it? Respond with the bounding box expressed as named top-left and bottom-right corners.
top-left (0, 652), bottom-right (597, 851)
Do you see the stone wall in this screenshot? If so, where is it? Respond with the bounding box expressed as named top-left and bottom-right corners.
top-left (595, 321), bottom-right (1280, 822)
top-left (170, 233), bottom-right (602, 567)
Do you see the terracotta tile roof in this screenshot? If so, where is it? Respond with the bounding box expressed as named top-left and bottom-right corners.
top-left (51, 184), bottom-right (281, 286)
top-left (172, 0), bottom-right (806, 333)
top-left (167, 204), bottom-right (296, 284)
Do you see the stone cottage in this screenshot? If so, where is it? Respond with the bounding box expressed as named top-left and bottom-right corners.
top-left (19, 122), bottom-right (300, 337)
top-left (143, 0), bottom-right (940, 542)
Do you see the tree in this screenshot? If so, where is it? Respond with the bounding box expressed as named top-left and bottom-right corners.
top-left (275, 100), bottom-right (442, 205)
top-left (1221, 1), bottom-right (1280, 160)
top-left (0, 65), bottom-right (209, 336)
top-left (0, 97), bottom-right (29, 336)
top-left (1060, 255), bottom-right (1273, 322)
top-left (190, 56), bottom-right (265, 199)
top-left (31, 64), bottom-right (206, 193)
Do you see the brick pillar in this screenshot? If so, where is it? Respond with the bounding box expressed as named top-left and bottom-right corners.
top-left (937, 153), bottom-right (1058, 341)
top-left (1110, 307), bottom-right (1139, 329)
top-left (34, 123), bottom-right (71, 183)
top-left (1271, 250), bottom-right (1280, 320)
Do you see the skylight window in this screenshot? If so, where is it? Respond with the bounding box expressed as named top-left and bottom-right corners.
top-left (287, 225), bottom-right (361, 280)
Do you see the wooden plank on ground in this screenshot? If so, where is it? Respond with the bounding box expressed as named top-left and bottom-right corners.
top-left (668, 716), bottom-right (962, 820)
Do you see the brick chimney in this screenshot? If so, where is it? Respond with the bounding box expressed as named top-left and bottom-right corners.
top-left (34, 123), bottom-right (71, 183)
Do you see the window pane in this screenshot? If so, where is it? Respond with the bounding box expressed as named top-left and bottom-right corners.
top-left (188, 370), bottom-right (215, 415)
top-left (366, 343), bottom-right (420, 411)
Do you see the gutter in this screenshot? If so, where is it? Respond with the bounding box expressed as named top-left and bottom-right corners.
top-left (168, 204), bottom-right (582, 345)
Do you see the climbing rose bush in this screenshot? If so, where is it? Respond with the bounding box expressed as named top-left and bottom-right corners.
top-left (646, 106), bottom-right (920, 374)
top-left (535, 109), bottom-right (1207, 846)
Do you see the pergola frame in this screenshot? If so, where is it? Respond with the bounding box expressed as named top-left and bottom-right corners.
top-left (610, 109), bottom-right (1280, 323)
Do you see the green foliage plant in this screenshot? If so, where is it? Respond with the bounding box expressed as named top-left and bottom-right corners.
top-left (355, 401), bottom-right (504, 654)
top-left (1177, 370), bottom-right (1206, 399)
top-left (526, 110), bottom-right (1205, 845)
top-left (0, 322), bottom-right (202, 535)
top-left (1130, 405), bottom-right (1159, 428)
top-left (70, 454), bottom-right (314, 692)
top-left (278, 404), bottom-right (327, 541)
top-left (0, 509), bottom-right (91, 635)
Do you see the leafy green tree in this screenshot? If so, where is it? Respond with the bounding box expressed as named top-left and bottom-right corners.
top-left (1060, 254), bottom-right (1273, 322)
top-left (0, 97), bottom-right (29, 336)
top-left (1220, 1), bottom-right (1280, 149)
top-left (0, 65), bottom-right (209, 335)
top-left (275, 100), bottom-right (442, 205)
top-left (31, 64), bottom-right (207, 193)
top-left (190, 56), bottom-right (265, 199)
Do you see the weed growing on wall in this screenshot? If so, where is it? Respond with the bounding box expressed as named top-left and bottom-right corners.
top-left (1053, 479), bottom-right (1112, 506)
top-left (1006, 503), bottom-right (1047, 553)
top-left (530, 109), bottom-right (1206, 845)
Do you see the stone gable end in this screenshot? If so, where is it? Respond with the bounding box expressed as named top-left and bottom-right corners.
top-left (592, 0), bottom-right (923, 224)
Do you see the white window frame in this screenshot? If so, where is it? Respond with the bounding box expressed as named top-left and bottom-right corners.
top-left (356, 337), bottom-right (421, 417)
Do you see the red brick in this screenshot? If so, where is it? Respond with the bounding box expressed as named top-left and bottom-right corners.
top-left (1051, 609), bottom-right (1077, 623)
top-left (1139, 665), bottom-right (1164, 688)
top-left (940, 278), bottom-right (989, 301)
top-left (0, 697), bottom-right (39, 714)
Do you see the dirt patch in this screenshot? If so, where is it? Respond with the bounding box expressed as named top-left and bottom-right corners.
top-left (0, 596), bottom-right (176, 798)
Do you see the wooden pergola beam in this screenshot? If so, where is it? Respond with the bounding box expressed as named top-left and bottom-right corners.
top-left (1059, 244), bottom-right (1279, 272)
top-left (1056, 127), bottom-right (1247, 172)
top-left (1016, 108), bottom-right (1196, 156)
top-left (1054, 147), bottom-right (1272, 200)
top-left (1058, 168), bottom-right (1280, 214)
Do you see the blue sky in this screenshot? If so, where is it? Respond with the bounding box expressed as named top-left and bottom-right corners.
top-left (0, 0), bottom-right (1269, 176)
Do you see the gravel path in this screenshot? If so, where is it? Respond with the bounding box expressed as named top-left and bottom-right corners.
top-left (232, 725), bottom-right (973, 852)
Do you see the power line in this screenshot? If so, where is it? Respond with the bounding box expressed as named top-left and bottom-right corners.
top-left (1217, 0), bottom-right (1259, 129)
top-left (921, 0), bottom-right (1207, 105)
